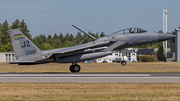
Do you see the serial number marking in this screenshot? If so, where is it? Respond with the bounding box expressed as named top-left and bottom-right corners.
top-left (26, 50), bottom-right (36, 55)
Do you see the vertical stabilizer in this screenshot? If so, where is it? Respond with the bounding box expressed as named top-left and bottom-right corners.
top-left (8, 29), bottom-right (43, 60)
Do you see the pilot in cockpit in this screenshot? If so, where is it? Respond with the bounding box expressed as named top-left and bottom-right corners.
top-left (129, 28), bottom-right (136, 33)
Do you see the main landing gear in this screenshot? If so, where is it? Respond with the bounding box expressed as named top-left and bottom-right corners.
top-left (69, 63), bottom-right (81, 73)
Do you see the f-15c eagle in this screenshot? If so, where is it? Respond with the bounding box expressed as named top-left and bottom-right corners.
top-left (8, 25), bottom-right (176, 72)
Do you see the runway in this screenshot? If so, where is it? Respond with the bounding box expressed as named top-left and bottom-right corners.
top-left (0, 73), bottom-right (180, 83)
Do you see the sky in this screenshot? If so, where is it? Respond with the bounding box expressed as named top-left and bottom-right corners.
top-left (0, 0), bottom-right (180, 37)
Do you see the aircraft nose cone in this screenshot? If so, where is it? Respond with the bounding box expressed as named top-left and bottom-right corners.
top-left (158, 33), bottom-right (176, 41)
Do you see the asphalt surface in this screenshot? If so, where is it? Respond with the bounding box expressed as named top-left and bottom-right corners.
top-left (0, 72), bottom-right (180, 83)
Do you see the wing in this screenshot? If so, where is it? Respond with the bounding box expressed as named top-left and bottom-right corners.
top-left (43, 40), bottom-right (128, 60)
top-left (44, 41), bottom-right (112, 58)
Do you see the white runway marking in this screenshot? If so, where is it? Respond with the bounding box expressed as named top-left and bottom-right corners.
top-left (0, 73), bottom-right (180, 83)
top-left (0, 77), bottom-right (180, 79)
top-left (0, 74), bottom-right (151, 77)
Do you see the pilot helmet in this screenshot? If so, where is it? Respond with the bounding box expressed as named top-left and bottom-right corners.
top-left (129, 28), bottom-right (135, 33)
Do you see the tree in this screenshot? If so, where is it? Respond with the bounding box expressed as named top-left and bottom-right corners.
top-left (10, 19), bottom-right (20, 29)
top-left (63, 33), bottom-right (70, 47)
top-left (0, 42), bottom-right (13, 52)
top-left (63, 33), bottom-right (75, 47)
top-left (75, 32), bottom-right (83, 45)
top-left (59, 32), bottom-right (64, 44)
top-left (46, 35), bottom-right (53, 47)
top-left (53, 33), bottom-right (61, 48)
top-left (32, 36), bottom-right (40, 48)
top-left (0, 20), bottom-right (10, 45)
top-left (47, 35), bottom-right (52, 40)
top-left (95, 32), bottom-right (99, 38)
top-left (0, 23), bottom-right (1, 29)
top-left (69, 34), bottom-right (74, 41)
top-left (157, 44), bottom-right (164, 61)
top-left (82, 31), bottom-right (94, 44)
top-left (20, 20), bottom-right (32, 39)
top-left (53, 33), bottom-right (59, 40)
top-left (59, 32), bottom-right (64, 39)
top-left (32, 34), bottom-right (46, 48)
top-left (10, 19), bottom-right (32, 40)
top-left (100, 32), bottom-right (105, 37)
top-left (39, 34), bottom-right (46, 44)
top-left (41, 43), bottom-right (53, 50)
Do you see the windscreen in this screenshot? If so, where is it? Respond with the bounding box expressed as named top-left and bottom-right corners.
top-left (111, 27), bottom-right (147, 35)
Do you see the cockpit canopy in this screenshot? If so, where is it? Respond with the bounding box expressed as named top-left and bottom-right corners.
top-left (111, 27), bottom-right (147, 35)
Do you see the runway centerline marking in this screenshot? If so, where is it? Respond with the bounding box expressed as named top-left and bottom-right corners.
top-left (0, 73), bottom-right (180, 83)
top-left (1, 77), bottom-right (180, 79)
top-left (0, 74), bottom-right (151, 77)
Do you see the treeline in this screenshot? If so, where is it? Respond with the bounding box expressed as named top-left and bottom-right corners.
top-left (0, 19), bottom-right (106, 51)
top-left (0, 19), bottom-right (172, 52)
top-left (0, 19), bottom-right (31, 52)
top-left (32, 30), bottom-right (106, 50)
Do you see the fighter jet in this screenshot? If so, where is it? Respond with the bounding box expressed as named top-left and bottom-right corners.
top-left (8, 25), bottom-right (176, 72)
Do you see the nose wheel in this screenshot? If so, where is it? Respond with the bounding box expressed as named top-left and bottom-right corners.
top-left (121, 61), bottom-right (126, 66)
top-left (70, 64), bottom-right (81, 73)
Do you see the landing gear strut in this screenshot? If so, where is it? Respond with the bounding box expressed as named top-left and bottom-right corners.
top-left (69, 64), bottom-right (81, 73)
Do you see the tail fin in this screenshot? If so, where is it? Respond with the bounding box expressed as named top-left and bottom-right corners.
top-left (8, 29), bottom-right (43, 60)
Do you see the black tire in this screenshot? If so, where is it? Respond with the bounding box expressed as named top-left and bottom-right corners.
top-left (69, 65), bottom-right (74, 72)
top-left (73, 65), bottom-right (81, 72)
top-left (121, 61), bottom-right (126, 66)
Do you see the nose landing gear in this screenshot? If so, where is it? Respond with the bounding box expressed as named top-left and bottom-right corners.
top-left (121, 61), bottom-right (126, 66)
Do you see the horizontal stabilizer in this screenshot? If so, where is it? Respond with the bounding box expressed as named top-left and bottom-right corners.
top-left (9, 61), bottom-right (35, 64)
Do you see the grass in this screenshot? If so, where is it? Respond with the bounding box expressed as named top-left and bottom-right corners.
top-left (0, 62), bottom-right (179, 73)
top-left (0, 83), bottom-right (180, 100)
